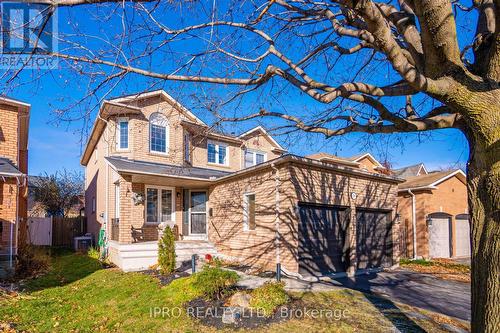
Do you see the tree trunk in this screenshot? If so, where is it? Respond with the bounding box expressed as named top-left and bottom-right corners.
top-left (466, 123), bottom-right (500, 333)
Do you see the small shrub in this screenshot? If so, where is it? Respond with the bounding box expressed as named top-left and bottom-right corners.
top-left (87, 246), bottom-right (100, 260)
top-left (250, 281), bottom-right (290, 316)
top-left (14, 244), bottom-right (50, 279)
top-left (192, 266), bottom-right (239, 300)
top-left (158, 226), bottom-right (176, 275)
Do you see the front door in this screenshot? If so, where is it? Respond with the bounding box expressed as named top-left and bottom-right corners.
top-left (190, 191), bottom-right (207, 235)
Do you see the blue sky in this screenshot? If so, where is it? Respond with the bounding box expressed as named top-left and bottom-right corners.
top-left (3, 2), bottom-right (471, 175)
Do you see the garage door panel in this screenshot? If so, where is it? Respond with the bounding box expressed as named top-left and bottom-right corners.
top-left (356, 210), bottom-right (393, 270)
top-left (298, 204), bottom-right (349, 276)
top-left (455, 218), bottom-right (470, 257)
top-left (429, 217), bottom-right (451, 258)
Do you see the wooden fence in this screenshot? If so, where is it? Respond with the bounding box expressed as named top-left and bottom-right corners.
top-left (52, 216), bottom-right (87, 247)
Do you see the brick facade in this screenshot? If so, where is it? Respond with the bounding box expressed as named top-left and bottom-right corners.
top-left (208, 161), bottom-right (400, 274)
top-left (82, 91), bottom-right (400, 275)
top-left (397, 174), bottom-right (468, 258)
top-left (0, 100), bottom-right (29, 256)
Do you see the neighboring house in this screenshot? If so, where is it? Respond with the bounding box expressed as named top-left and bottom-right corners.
top-left (81, 90), bottom-right (403, 276)
top-left (395, 164), bottom-right (469, 259)
top-left (0, 96), bottom-right (30, 266)
top-left (27, 175), bottom-right (85, 218)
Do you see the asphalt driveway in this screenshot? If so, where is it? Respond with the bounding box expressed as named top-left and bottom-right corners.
top-left (331, 269), bottom-right (471, 321)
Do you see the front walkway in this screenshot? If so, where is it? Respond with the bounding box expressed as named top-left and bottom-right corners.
top-left (235, 268), bottom-right (471, 321)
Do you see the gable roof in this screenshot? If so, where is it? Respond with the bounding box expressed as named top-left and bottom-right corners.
top-left (0, 96), bottom-right (31, 110)
top-left (110, 89), bottom-right (206, 125)
top-left (305, 152), bottom-right (360, 167)
top-left (238, 126), bottom-right (286, 152)
top-left (398, 169), bottom-right (466, 191)
top-left (180, 120), bottom-right (242, 144)
top-left (80, 101), bottom-right (142, 166)
top-left (347, 153), bottom-right (384, 168)
top-left (393, 163), bottom-right (428, 179)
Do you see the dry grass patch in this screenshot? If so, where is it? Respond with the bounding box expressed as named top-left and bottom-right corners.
top-left (400, 258), bottom-right (470, 282)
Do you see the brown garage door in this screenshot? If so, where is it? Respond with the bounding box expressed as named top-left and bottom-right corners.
top-left (298, 204), bottom-right (349, 276)
top-left (356, 210), bottom-right (393, 269)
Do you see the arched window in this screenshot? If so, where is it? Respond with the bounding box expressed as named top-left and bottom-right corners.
top-left (149, 112), bottom-right (169, 154)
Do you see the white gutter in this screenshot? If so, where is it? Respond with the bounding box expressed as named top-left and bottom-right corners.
top-left (408, 189), bottom-right (418, 259)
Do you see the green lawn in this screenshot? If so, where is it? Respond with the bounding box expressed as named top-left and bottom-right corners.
top-left (0, 252), bottom-right (469, 332)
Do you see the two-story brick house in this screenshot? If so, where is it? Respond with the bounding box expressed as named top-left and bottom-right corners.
top-left (82, 90), bottom-right (403, 276)
top-left (0, 96), bottom-right (30, 268)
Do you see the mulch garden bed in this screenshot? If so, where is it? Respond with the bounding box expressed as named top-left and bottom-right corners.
top-left (141, 269), bottom-right (190, 286)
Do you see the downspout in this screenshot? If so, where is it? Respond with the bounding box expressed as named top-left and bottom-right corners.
top-left (9, 216), bottom-right (14, 269)
top-left (408, 189), bottom-right (418, 259)
top-left (270, 163), bottom-right (281, 274)
top-left (104, 120), bottom-right (110, 254)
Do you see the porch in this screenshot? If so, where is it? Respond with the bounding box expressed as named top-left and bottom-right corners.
top-left (105, 156), bottom-right (231, 245)
top-left (107, 240), bottom-right (218, 272)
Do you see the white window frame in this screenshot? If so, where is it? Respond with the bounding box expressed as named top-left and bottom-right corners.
top-left (114, 182), bottom-right (120, 219)
top-left (116, 117), bottom-right (129, 151)
top-left (149, 113), bottom-right (169, 155)
top-left (244, 149), bottom-right (267, 168)
top-left (184, 132), bottom-right (191, 163)
top-left (207, 140), bottom-right (229, 166)
top-left (144, 185), bottom-right (176, 225)
top-left (243, 192), bottom-right (256, 231)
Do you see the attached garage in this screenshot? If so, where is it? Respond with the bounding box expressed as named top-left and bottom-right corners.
top-left (298, 204), bottom-right (395, 276)
top-left (356, 210), bottom-right (393, 269)
top-left (455, 214), bottom-right (471, 257)
top-left (428, 214), bottom-right (452, 258)
top-left (298, 204), bottom-right (349, 276)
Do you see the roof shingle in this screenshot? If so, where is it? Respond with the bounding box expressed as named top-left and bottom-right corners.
top-left (0, 158), bottom-right (22, 177)
top-left (105, 157), bottom-right (231, 180)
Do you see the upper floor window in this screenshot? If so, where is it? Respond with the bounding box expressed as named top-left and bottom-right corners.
top-left (149, 113), bottom-right (169, 154)
top-left (244, 150), bottom-right (266, 168)
top-left (116, 118), bottom-right (129, 150)
top-left (207, 140), bottom-right (228, 165)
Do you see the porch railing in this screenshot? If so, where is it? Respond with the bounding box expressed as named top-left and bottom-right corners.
top-left (110, 218), bottom-right (119, 241)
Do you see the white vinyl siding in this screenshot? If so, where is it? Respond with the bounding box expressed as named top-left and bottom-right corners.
top-left (114, 183), bottom-right (120, 219)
